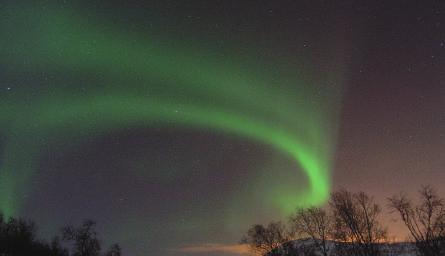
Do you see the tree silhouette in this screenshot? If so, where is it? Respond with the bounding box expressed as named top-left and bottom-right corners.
top-left (0, 214), bottom-right (121, 256)
top-left (242, 189), bottom-right (388, 256)
top-left (62, 220), bottom-right (101, 256)
top-left (0, 214), bottom-right (68, 256)
top-left (104, 244), bottom-right (121, 256)
top-left (241, 221), bottom-right (290, 255)
top-left (330, 189), bottom-right (387, 256)
top-left (389, 185), bottom-right (445, 256)
top-left (61, 220), bottom-right (122, 256)
top-left (289, 207), bottom-right (332, 256)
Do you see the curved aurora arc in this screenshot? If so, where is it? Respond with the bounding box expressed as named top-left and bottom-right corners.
top-left (0, 3), bottom-right (341, 218)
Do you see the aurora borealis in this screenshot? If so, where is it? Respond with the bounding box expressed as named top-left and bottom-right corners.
top-left (0, 1), bottom-right (343, 216)
top-left (0, 1), bottom-right (346, 254)
top-left (2, 1), bottom-right (445, 256)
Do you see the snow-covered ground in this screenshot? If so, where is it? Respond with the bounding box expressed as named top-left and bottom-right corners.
top-left (268, 239), bottom-right (418, 256)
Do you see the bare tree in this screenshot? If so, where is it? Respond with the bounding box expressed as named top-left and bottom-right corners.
top-left (241, 221), bottom-right (290, 255)
top-left (62, 220), bottom-right (101, 256)
top-left (50, 236), bottom-right (69, 256)
top-left (289, 207), bottom-right (332, 256)
top-left (330, 189), bottom-right (387, 256)
top-left (388, 186), bottom-right (445, 256)
top-left (104, 243), bottom-right (121, 256)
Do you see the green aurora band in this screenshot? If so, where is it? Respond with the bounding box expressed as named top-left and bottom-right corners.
top-left (0, 3), bottom-right (341, 218)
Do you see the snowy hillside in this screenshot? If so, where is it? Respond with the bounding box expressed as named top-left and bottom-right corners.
top-left (267, 239), bottom-right (418, 256)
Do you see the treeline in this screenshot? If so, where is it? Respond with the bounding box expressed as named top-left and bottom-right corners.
top-left (0, 215), bottom-right (121, 256)
top-left (241, 186), bottom-right (445, 256)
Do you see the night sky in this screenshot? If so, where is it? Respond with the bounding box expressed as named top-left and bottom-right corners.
top-left (1, 1), bottom-right (445, 256)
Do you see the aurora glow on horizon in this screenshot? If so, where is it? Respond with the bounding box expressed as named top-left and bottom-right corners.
top-left (0, 1), bottom-right (346, 255)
